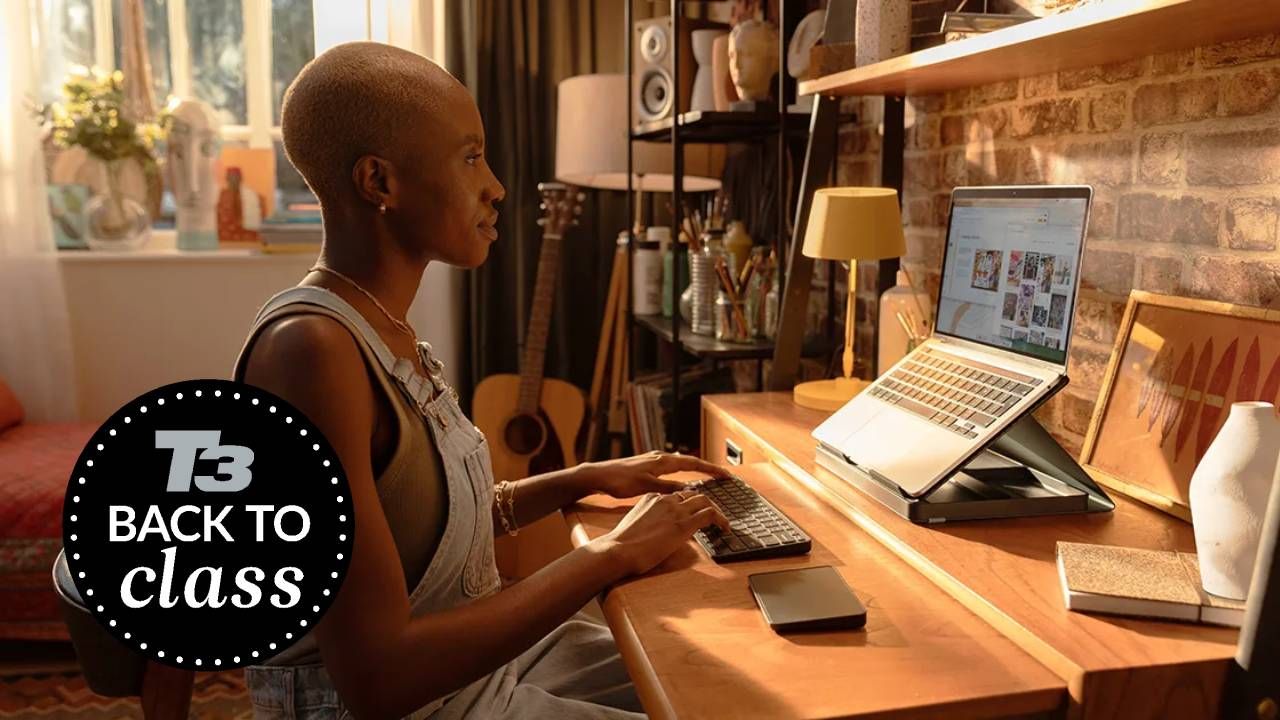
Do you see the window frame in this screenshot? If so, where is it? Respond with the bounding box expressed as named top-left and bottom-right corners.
top-left (77, 0), bottom-right (445, 148)
top-left (88, 0), bottom-right (276, 148)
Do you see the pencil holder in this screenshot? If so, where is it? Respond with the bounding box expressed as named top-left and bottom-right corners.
top-left (715, 291), bottom-right (751, 342)
top-left (689, 237), bottom-right (725, 336)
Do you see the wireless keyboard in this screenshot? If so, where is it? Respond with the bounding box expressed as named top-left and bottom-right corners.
top-left (690, 476), bottom-right (811, 563)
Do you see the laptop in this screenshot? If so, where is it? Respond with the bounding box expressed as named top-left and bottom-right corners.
top-left (814, 185), bottom-right (1092, 500)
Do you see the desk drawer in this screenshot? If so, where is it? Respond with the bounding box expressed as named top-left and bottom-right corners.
top-left (701, 400), bottom-right (767, 468)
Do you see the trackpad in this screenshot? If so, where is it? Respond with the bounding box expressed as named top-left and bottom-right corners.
top-left (841, 410), bottom-right (966, 496)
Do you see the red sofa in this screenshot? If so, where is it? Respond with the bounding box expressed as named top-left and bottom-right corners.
top-left (0, 377), bottom-right (94, 640)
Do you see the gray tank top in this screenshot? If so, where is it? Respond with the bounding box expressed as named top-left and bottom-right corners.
top-left (230, 286), bottom-right (499, 671)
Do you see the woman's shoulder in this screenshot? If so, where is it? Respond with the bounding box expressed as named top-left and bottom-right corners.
top-left (243, 313), bottom-right (371, 407)
top-left (251, 312), bottom-right (358, 368)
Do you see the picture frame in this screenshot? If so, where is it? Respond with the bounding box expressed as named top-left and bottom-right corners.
top-left (47, 183), bottom-right (91, 250)
top-left (1080, 291), bottom-right (1280, 522)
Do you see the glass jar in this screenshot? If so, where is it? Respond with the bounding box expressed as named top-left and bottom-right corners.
top-left (763, 282), bottom-right (780, 340)
top-left (689, 231), bottom-right (725, 336)
top-left (715, 290), bottom-right (751, 342)
top-left (743, 246), bottom-right (768, 338)
top-left (86, 158), bottom-right (151, 251)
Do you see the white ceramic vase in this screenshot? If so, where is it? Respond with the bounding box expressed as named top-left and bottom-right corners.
top-left (1189, 401), bottom-right (1280, 600)
top-left (855, 0), bottom-right (910, 67)
top-left (691, 30), bottom-right (724, 113)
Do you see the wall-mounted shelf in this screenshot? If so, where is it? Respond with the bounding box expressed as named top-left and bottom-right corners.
top-left (800, 0), bottom-right (1280, 98)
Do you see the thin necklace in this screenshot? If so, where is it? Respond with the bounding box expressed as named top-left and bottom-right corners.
top-left (309, 264), bottom-right (417, 343)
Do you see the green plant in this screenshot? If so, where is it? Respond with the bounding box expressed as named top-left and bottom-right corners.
top-left (36, 67), bottom-right (162, 165)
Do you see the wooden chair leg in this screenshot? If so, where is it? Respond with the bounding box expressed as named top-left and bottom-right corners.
top-left (141, 661), bottom-right (194, 720)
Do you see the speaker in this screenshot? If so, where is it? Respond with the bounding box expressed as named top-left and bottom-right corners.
top-left (633, 16), bottom-right (724, 123)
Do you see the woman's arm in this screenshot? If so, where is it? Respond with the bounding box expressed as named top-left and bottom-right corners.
top-left (245, 316), bottom-right (726, 720)
top-left (489, 466), bottom-right (591, 531)
top-left (493, 453), bottom-right (733, 532)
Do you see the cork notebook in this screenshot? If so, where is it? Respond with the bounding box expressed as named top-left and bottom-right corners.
top-left (1056, 541), bottom-right (1246, 627)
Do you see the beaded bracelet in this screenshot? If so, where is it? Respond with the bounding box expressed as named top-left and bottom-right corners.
top-left (495, 480), bottom-right (519, 537)
top-left (504, 480), bottom-right (519, 536)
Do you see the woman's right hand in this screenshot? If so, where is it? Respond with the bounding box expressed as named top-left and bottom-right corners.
top-left (597, 491), bottom-right (731, 576)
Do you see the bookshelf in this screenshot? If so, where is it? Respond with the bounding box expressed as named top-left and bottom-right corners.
top-left (799, 0), bottom-right (1280, 98)
top-left (624, 1), bottom-right (808, 453)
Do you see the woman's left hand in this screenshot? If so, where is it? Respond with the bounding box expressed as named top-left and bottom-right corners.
top-left (575, 451), bottom-right (732, 499)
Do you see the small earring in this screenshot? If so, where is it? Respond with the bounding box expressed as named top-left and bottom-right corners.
top-left (378, 202), bottom-right (387, 215)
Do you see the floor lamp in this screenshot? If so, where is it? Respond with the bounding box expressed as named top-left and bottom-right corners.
top-left (554, 73), bottom-right (721, 460)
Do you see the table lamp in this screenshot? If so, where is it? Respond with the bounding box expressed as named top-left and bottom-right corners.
top-left (793, 187), bottom-right (906, 412)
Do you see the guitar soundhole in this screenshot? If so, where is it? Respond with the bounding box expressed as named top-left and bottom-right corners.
top-left (503, 414), bottom-right (546, 456)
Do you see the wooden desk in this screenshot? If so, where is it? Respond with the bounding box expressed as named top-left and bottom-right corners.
top-left (565, 463), bottom-right (1066, 719)
top-left (701, 393), bottom-right (1239, 719)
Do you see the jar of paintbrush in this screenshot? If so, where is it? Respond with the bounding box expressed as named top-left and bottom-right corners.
top-left (712, 253), bottom-right (755, 342)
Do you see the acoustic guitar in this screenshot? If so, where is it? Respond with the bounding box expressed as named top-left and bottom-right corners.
top-left (473, 183), bottom-right (587, 483)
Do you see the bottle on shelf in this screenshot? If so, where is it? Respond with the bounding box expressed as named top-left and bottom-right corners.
top-left (877, 269), bottom-right (931, 374)
top-left (724, 220), bottom-right (752, 277)
top-left (634, 227), bottom-right (665, 316)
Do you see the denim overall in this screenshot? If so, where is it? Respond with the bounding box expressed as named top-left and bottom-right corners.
top-left (234, 287), bottom-right (643, 720)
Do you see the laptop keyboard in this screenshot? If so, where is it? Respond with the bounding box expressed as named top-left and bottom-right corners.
top-left (867, 348), bottom-right (1043, 439)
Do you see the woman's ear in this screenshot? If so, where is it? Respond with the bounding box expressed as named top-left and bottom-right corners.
top-left (351, 155), bottom-right (395, 211)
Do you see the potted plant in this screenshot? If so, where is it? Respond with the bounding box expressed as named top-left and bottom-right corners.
top-left (36, 68), bottom-right (162, 250)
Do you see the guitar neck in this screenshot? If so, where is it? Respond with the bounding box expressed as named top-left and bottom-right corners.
top-left (517, 231), bottom-right (562, 414)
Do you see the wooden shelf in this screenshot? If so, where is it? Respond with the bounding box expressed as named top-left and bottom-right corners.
top-left (799, 0), bottom-right (1280, 97)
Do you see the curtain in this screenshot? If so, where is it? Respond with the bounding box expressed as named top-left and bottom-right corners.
top-left (0, 0), bottom-right (79, 421)
top-left (457, 0), bottom-right (645, 411)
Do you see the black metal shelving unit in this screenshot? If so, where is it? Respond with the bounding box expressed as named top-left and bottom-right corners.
top-left (624, 0), bottom-right (803, 453)
top-left (631, 110), bottom-right (811, 142)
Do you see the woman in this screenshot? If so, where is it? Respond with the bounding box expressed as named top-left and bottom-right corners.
top-left (235, 42), bottom-right (730, 719)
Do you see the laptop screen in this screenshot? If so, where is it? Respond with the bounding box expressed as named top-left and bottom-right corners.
top-left (935, 189), bottom-right (1089, 366)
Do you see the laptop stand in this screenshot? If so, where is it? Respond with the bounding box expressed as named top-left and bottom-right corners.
top-left (815, 412), bottom-right (1115, 524)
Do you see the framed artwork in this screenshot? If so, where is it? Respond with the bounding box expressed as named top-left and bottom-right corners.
top-left (47, 184), bottom-right (90, 249)
top-left (1080, 291), bottom-right (1280, 521)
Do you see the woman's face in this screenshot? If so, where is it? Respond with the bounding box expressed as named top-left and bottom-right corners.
top-left (386, 93), bottom-right (505, 269)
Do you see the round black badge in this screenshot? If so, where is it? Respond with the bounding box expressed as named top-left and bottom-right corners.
top-left (62, 379), bottom-right (353, 669)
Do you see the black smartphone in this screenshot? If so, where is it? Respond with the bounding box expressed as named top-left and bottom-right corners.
top-left (748, 565), bottom-right (867, 633)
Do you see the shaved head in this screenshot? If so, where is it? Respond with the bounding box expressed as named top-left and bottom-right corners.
top-left (281, 42), bottom-right (468, 204)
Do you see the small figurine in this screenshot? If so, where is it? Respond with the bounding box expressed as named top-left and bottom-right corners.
top-left (728, 19), bottom-right (779, 110)
top-left (164, 97), bottom-right (221, 250)
top-left (217, 167), bottom-right (265, 245)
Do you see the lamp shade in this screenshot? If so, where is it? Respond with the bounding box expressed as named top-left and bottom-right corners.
top-left (554, 73), bottom-right (721, 192)
top-left (801, 187), bottom-right (906, 260)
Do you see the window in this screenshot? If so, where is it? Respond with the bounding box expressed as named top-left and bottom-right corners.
top-left (110, 0), bottom-right (172, 107)
top-left (38, 0), bottom-right (97, 104)
top-left (35, 0), bottom-right (441, 211)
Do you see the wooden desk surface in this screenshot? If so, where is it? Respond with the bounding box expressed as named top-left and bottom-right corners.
top-left (701, 393), bottom-right (1239, 719)
top-left (565, 463), bottom-right (1066, 719)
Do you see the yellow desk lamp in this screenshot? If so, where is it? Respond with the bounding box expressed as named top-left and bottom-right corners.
top-left (793, 187), bottom-right (906, 412)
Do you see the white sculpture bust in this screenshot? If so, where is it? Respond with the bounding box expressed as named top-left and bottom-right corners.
top-left (164, 97), bottom-right (221, 249)
top-left (729, 19), bottom-right (779, 103)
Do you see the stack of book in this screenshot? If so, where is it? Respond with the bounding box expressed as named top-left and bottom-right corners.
top-left (1057, 541), bottom-right (1246, 627)
top-left (628, 367), bottom-right (734, 453)
top-left (260, 206), bottom-right (323, 253)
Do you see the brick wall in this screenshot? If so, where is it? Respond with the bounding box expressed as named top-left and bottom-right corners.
top-left (837, 30), bottom-right (1280, 455)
